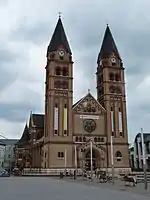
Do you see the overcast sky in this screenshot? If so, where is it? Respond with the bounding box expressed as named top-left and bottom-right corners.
top-left (0, 0), bottom-right (150, 144)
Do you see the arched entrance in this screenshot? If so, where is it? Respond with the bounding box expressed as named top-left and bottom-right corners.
top-left (84, 148), bottom-right (100, 171)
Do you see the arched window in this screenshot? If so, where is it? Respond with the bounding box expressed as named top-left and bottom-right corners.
top-left (115, 151), bottom-right (122, 161)
top-left (63, 81), bottom-right (68, 89)
top-left (75, 136), bottom-right (78, 142)
top-left (115, 73), bottom-right (120, 81)
top-left (94, 137), bottom-right (98, 142)
top-left (109, 73), bottom-right (114, 81)
top-left (62, 68), bottom-right (68, 76)
top-left (83, 136), bottom-right (86, 142)
top-left (116, 86), bottom-right (121, 94)
top-left (54, 80), bottom-right (60, 88)
top-left (55, 67), bottom-right (61, 75)
top-left (109, 85), bottom-right (115, 93)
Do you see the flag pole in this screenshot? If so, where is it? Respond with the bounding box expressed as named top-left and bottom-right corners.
top-left (74, 145), bottom-right (77, 171)
top-left (90, 138), bottom-right (93, 180)
top-left (64, 148), bottom-right (67, 174)
top-left (111, 135), bottom-right (114, 184)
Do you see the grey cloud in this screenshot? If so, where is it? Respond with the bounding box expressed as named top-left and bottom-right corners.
top-left (0, 47), bottom-right (19, 65)
top-left (10, 19), bottom-right (52, 45)
top-left (0, 0), bottom-right (150, 142)
top-left (0, 91), bottom-right (43, 123)
top-left (0, 47), bottom-right (20, 94)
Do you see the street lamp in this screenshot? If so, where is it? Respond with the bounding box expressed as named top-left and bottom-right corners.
top-left (81, 101), bottom-right (88, 177)
top-left (110, 135), bottom-right (114, 184)
top-left (90, 138), bottom-right (93, 180)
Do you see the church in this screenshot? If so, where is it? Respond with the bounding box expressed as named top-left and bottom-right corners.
top-left (15, 16), bottom-right (130, 172)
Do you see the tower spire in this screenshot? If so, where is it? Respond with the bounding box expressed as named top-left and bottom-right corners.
top-left (47, 17), bottom-right (72, 56)
top-left (97, 25), bottom-right (121, 63)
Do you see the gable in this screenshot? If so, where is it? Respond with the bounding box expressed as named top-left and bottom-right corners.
top-left (73, 93), bottom-right (105, 115)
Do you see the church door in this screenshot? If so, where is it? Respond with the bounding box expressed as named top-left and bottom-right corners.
top-left (85, 149), bottom-right (98, 171)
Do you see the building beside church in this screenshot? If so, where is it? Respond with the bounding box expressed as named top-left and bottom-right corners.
top-left (131, 133), bottom-right (150, 171)
top-left (0, 139), bottom-right (18, 171)
top-left (15, 17), bottom-right (130, 172)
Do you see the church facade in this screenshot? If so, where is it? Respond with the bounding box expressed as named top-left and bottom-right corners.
top-left (42, 17), bottom-right (130, 171)
top-left (15, 17), bottom-right (130, 172)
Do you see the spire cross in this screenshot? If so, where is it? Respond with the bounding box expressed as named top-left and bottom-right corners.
top-left (88, 89), bottom-right (90, 93)
top-left (106, 19), bottom-right (109, 26)
top-left (58, 12), bottom-right (62, 18)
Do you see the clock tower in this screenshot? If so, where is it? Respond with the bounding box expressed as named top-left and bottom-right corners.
top-left (96, 25), bottom-right (129, 168)
top-left (43, 17), bottom-right (73, 168)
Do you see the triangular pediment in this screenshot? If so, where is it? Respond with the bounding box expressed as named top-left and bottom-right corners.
top-left (73, 93), bottom-right (105, 115)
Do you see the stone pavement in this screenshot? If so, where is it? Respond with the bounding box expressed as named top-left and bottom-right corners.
top-left (0, 176), bottom-right (150, 200)
top-left (57, 176), bottom-right (150, 196)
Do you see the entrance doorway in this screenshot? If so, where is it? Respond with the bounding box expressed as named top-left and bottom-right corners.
top-left (85, 149), bottom-right (99, 171)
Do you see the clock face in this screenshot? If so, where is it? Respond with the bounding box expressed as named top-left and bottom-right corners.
top-left (111, 57), bottom-right (116, 63)
top-left (83, 119), bottom-right (96, 133)
top-left (59, 50), bottom-right (64, 57)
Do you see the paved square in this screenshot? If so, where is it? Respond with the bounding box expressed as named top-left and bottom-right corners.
top-left (0, 177), bottom-right (149, 200)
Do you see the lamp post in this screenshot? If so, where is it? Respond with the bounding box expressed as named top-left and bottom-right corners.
top-left (90, 138), bottom-right (93, 180)
top-left (81, 101), bottom-right (88, 177)
top-left (110, 135), bottom-right (114, 184)
top-left (64, 148), bottom-right (67, 173)
top-left (74, 145), bottom-right (77, 172)
top-left (80, 114), bottom-right (84, 178)
top-left (141, 128), bottom-right (148, 190)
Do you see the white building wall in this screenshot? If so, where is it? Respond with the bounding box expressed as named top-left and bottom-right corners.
top-left (0, 145), bottom-right (5, 168)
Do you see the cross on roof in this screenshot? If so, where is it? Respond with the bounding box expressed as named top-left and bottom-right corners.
top-left (58, 12), bottom-right (62, 18)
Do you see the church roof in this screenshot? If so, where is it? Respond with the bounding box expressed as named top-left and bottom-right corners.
top-left (97, 25), bottom-right (121, 63)
top-left (72, 97), bottom-right (84, 108)
top-left (32, 114), bottom-right (44, 128)
top-left (15, 124), bottom-right (30, 147)
top-left (0, 139), bottom-right (18, 145)
top-left (47, 17), bottom-right (72, 56)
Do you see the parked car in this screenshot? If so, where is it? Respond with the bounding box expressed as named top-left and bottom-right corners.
top-left (0, 169), bottom-right (10, 177)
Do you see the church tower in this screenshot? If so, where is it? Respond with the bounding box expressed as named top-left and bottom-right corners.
top-left (43, 17), bottom-right (73, 168)
top-left (96, 25), bottom-right (129, 168)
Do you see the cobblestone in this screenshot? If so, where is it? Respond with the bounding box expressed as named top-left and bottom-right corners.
top-left (0, 176), bottom-right (149, 200)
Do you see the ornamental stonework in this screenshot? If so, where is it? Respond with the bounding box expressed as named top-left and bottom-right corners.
top-left (74, 93), bottom-right (105, 115)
